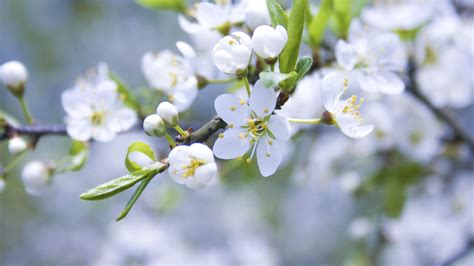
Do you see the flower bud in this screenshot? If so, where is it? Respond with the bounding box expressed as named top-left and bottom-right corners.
top-left (8, 137), bottom-right (27, 155)
top-left (0, 61), bottom-right (28, 97)
top-left (212, 32), bottom-right (252, 75)
top-left (143, 114), bottom-right (167, 137)
top-left (21, 161), bottom-right (52, 195)
top-left (156, 102), bottom-right (179, 127)
top-left (251, 25), bottom-right (288, 61)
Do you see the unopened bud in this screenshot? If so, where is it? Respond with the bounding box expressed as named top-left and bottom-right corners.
top-left (143, 114), bottom-right (167, 137)
top-left (21, 161), bottom-right (52, 195)
top-left (156, 102), bottom-right (179, 127)
top-left (0, 61), bottom-right (28, 98)
top-left (8, 136), bottom-right (27, 155)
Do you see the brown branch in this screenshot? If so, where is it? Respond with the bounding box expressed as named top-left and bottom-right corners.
top-left (176, 116), bottom-right (227, 145)
top-left (1, 123), bottom-right (67, 141)
top-left (407, 60), bottom-right (474, 152)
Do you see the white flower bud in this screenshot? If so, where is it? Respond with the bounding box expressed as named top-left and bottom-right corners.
top-left (251, 25), bottom-right (288, 61)
top-left (244, 0), bottom-right (271, 30)
top-left (143, 114), bottom-right (167, 137)
top-left (21, 161), bottom-right (51, 195)
top-left (212, 32), bottom-right (252, 75)
top-left (8, 137), bottom-right (27, 155)
top-left (156, 102), bottom-right (179, 127)
top-left (0, 61), bottom-right (28, 97)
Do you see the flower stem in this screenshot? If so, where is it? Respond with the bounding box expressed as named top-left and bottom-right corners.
top-left (3, 151), bottom-right (27, 174)
top-left (287, 118), bottom-right (322, 124)
top-left (18, 97), bottom-right (34, 124)
top-left (174, 125), bottom-right (189, 138)
top-left (243, 76), bottom-right (251, 96)
top-left (164, 133), bottom-right (176, 148)
top-left (270, 64), bottom-right (275, 72)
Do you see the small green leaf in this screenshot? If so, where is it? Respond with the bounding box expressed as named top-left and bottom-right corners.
top-left (278, 71), bottom-right (298, 92)
top-left (136, 0), bottom-right (186, 12)
top-left (259, 71), bottom-right (290, 88)
top-left (80, 167), bottom-right (159, 201)
top-left (116, 174), bottom-right (154, 221)
top-left (308, 0), bottom-right (333, 47)
top-left (68, 141), bottom-right (89, 171)
top-left (384, 178), bottom-right (406, 218)
top-left (266, 0), bottom-right (288, 28)
top-left (125, 142), bottom-right (156, 172)
top-left (279, 0), bottom-right (307, 73)
top-left (109, 72), bottom-right (140, 111)
top-left (333, 0), bottom-right (352, 39)
top-left (295, 56), bottom-right (313, 82)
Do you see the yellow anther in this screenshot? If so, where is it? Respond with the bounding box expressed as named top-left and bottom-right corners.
top-left (265, 152), bottom-right (271, 158)
top-left (239, 133), bottom-right (245, 139)
top-left (263, 108), bottom-right (269, 114)
top-left (168, 93), bottom-right (175, 102)
top-left (169, 72), bottom-right (178, 87)
top-left (246, 158), bottom-right (251, 164)
top-left (218, 133), bottom-right (224, 139)
top-left (229, 123), bottom-right (234, 128)
top-left (230, 106), bottom-right (236, 111)
top-left (247, 119), bottom-right (255, 127)
top-left (236, 156), bottom-right (243, 161)
top-left (228, 39), bottom-right (236, 45)
top-left (268, 140), bottom-right (273, 145)
top-left (182, 158), bottom-right (206, 178)
top-left (239, 99), bottom-right (246, 105)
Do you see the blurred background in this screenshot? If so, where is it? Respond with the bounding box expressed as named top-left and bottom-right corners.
top-left (1, 0), bottom-right (473, 265)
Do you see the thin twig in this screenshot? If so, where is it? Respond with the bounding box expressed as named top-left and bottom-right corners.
top-left (407, 60), bottom-right (474, 151)
top-left (176, 116), bottom-right (227, 145)
top-left (0, 123), bottom-right (67, 141)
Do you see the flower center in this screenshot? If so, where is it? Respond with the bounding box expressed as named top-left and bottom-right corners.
top-left (90, 111), bottom-right (106, 125)
top-left (182, 158), bottom-right (206, 178)
top-left (342, 95), bottom-right (364, 122)
top-left (246, 118), bottom-right (267, 142)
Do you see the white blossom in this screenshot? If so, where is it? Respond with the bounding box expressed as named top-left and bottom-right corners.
top-left (213, 80), bottom-right (291, 177)
top-left (21, 160), bottom-right (51, 195)
top-left (251, 25), bottom-right (288, 60)
top-left (321, 72), bottom-right (374, 139)
top-left (243, 0), bottom-right (271, 30)
top-left (0, 60), bottom-right (28, 94)
top-left (143, 114), bottom-right (166, 137)
top-left (61, 64), bottom-right (137, 142)
top-left (335, 20), bottom-right (406, 95)
top-left (212, 31), bottom-right (252, 75)
top-left (8, 136), bottom-right (27, 155)
top-left (156, 102), bottom-right (179, 127)
top-left (141, 42), bottom-right (198, 111)
top-left (168, 143), bottom-right (217, 189)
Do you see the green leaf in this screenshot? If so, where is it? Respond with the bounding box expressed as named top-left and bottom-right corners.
top-left (109, 72), bottom-right (140, 111)
top-left (136, 0), bottom-right (186, 12)
top-left (278, 71), bottom-right (298, 92)
top-left (259, 71), bottom-right (290, 88)
top-left (308, 0), bottom-right (333, 47)
top-left (295, 56), bottom-right (313, 82)
top-left (67, 141), bottom-right (89, 171)
top-left (384, 177), bottom-right (406, 218)
top-left (266, 0), bottom-right (288, 28)
top-left (333, 0), bottom-right (352, 39)
top-left (125, 142), bottom-right (156, 172)
top-left (279, 0), bottom-right (307, 73)
top-left (80, 167), bottom-right (160, 201)
top-left (116, 174), bottom-right (154, 221)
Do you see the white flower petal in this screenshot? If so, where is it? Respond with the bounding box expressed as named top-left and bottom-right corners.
top-left (335, 40), bottom-right (357, 70)
top-left (337, 115), bottom-right (374, 138)
top-left (189, 143), bottom-right (214, 163)
top-left (178, 15), bottom-right (203, 34)
top-left (249, 80), bottom-right (277, 118)
top-left (358, 71), bottom-right (405, 94)
top-left (196, 2), bottom-right (226, 28)
top-left (176, 41), bottom-right (196, 59)
top-left (321, 72), bottom-right (348, 113)
top-left (168, 164), bottom-right (186, 184)
top-left (213, 128), bottom-right (251, 159)
top-left (214, 94), bottom-right (251, 126)
top-left (109, 108), bottom-right (137, 132)
top-left (66, 118), bottom-right (92, 141)
top-left (194, 163), bottom-right (217, 185)
top-left (267, 115), bottom-right (291, 141)
top-left (168, 145), bottom-right (192, 165)
top-left (185, 176), bottom-right (205, 189)
top-left (91, 125), bottom-right (116, 142)
top-left (256, 137), bottom-right (282, 177)
top-left (231, 44), bottom-right (251, 69)
top-left (128, 151), bottom-right (154, 167)
top-left (169, 78), bottom-right (198, 112)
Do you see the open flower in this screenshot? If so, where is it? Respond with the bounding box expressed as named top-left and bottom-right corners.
top-left (335, 20), bottom-right (406, 94)
top-left (142, 42), bottom-right (198, 111)
top-left (212, 32), bottom-right (252, 75)
top-left (178, 1), bottom-right (244, 35)
top-left (321, 72), bottom-right (374, 138)
top-left (213, 80), bottom-right (291, 177)
top-left (168, 143), bottom-right (217, 189)
top-left (61, 64), bottom-right (137, 142)
top-left (251, 25), bottom-right (288, 61)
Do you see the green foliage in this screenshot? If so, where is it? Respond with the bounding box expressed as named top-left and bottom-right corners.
top-left (125, 142), bottom-right (156, 172)
top-left (295, 56), bottom-right (313, 83)
top-left (279, 0), bottom-right (307, 73)
top-left (67, 141), bottom-right (89, 171)
top-left (79, 167), bottom-right (160, 201)
top-left (333, 0), bottom-right (352, 39)
top-left (308, 0), bottom-right (333, 47)
top-left (116, 175), bottom-right (153, 221)
top-left (266, 0), bottom-right (288, 28)
top-left (136, 0), bottom-right (186, 13)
